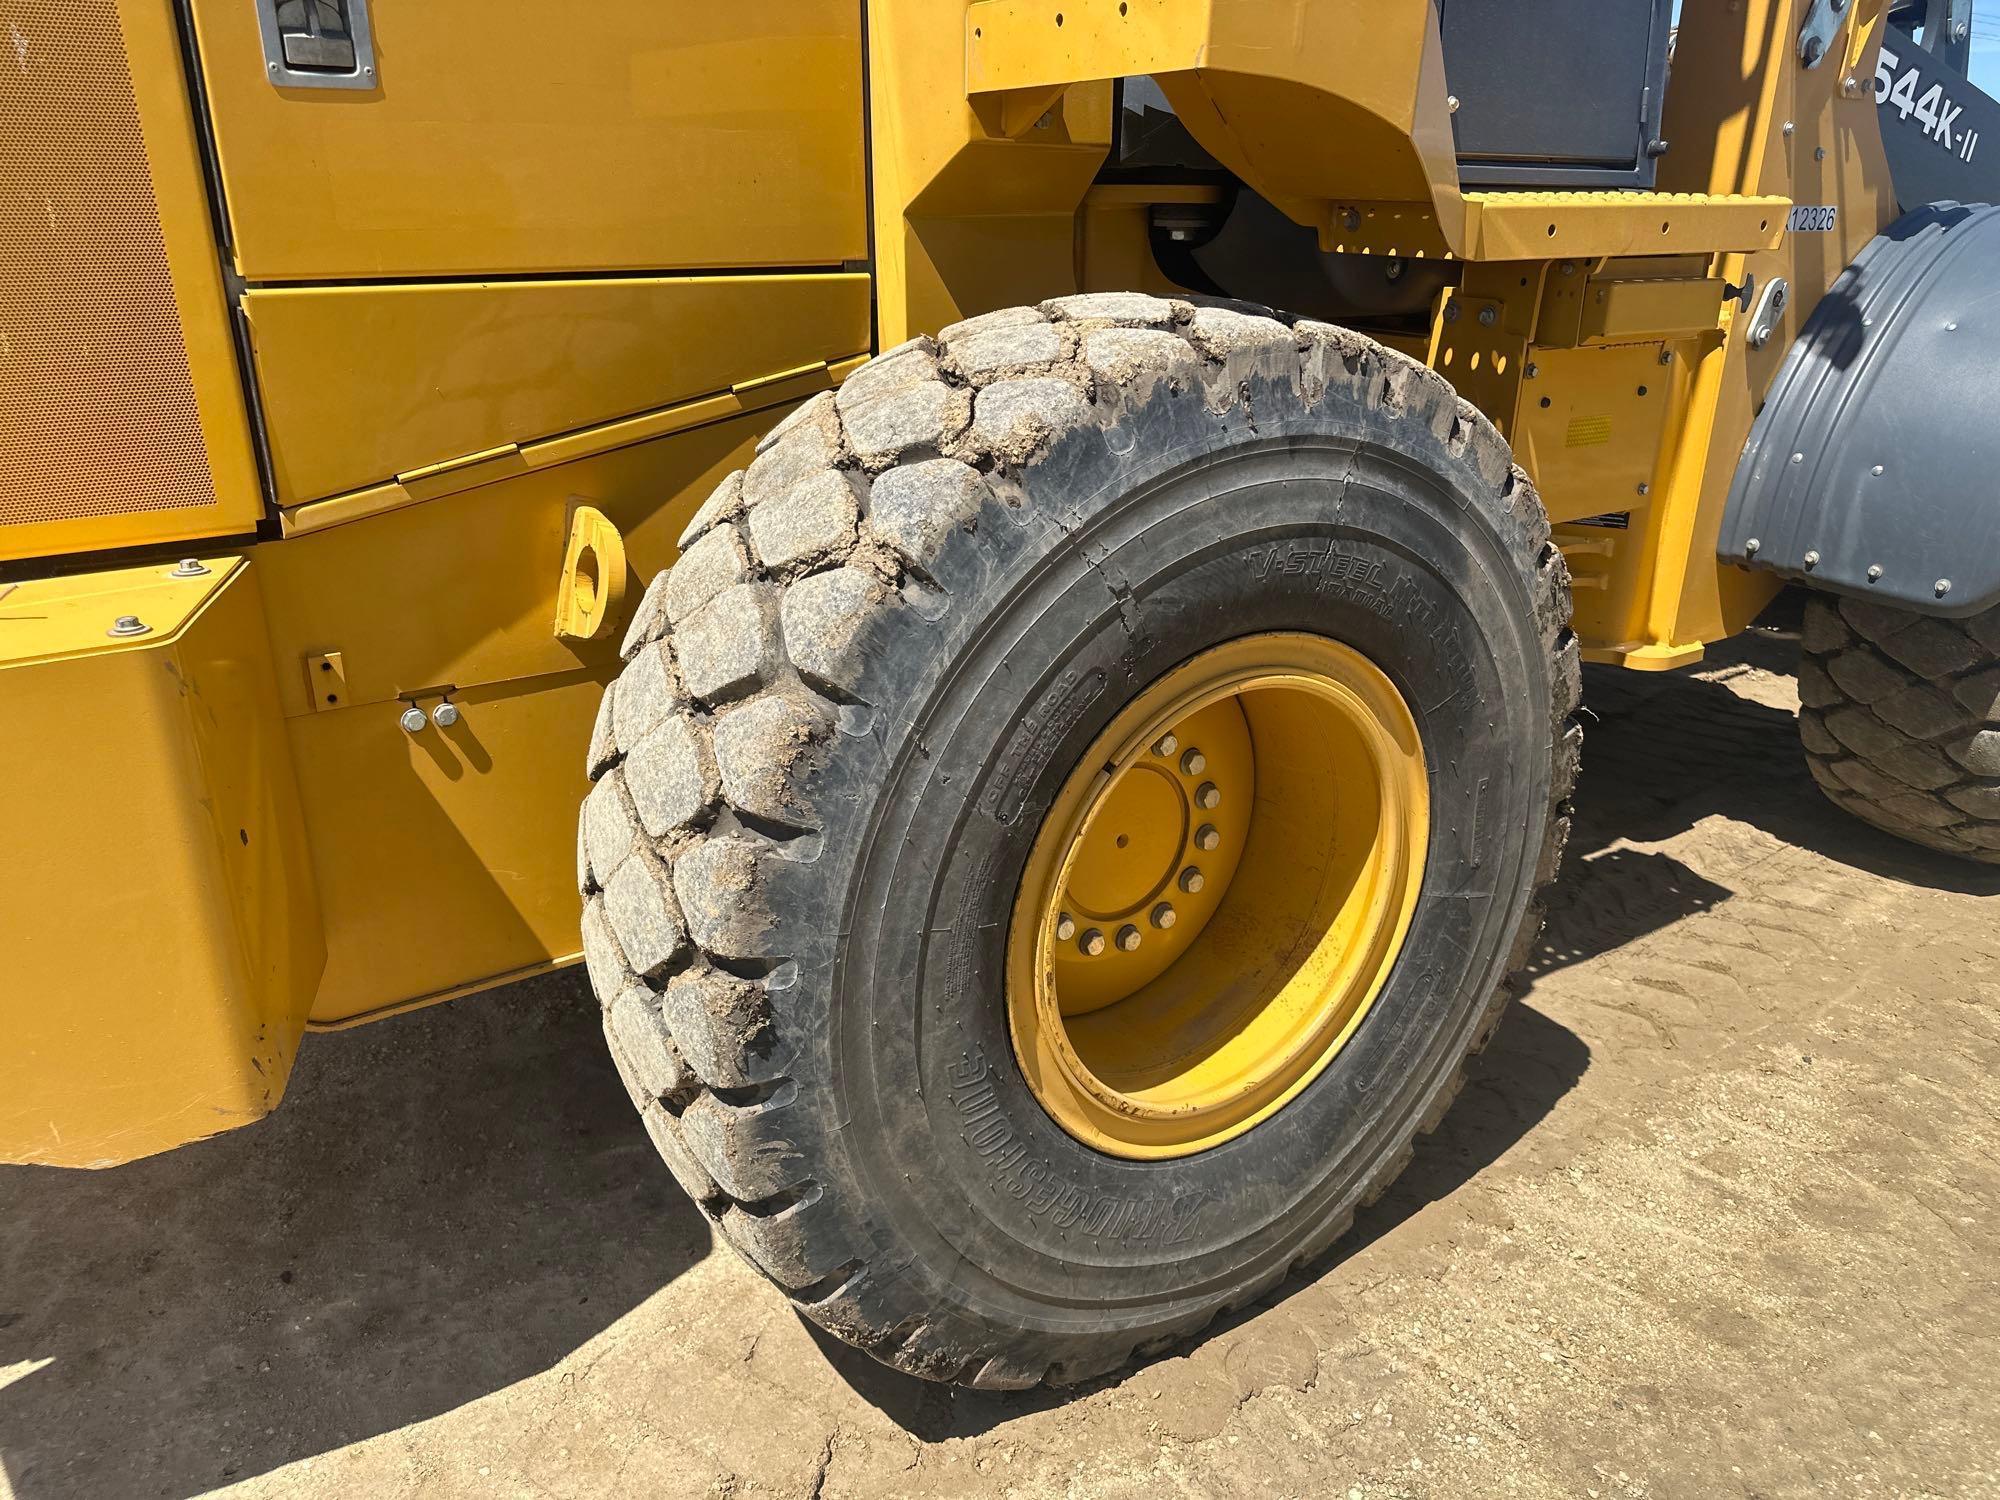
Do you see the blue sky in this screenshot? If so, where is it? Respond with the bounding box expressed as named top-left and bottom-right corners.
top-left (1975, 25), bottom-right (2000, 96)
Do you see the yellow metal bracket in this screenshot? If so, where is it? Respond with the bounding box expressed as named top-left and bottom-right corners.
top-left (973, 84), bottom-right (1071, 140)
top-left (1428, 262), bottom-right (1545, 444)
top-left (0, 554), bottom-right (242, 664)
top-left (554, 503), bottom-right (629, 643)
top-left (305, 649), bottom-right (348, 712)
top-left (1841, 0), bottom-right (1891, 83)
top-left (1529, 261), bottom-right (1732, 349)
top-left (1576, 275), bottom-right (1731, 346)
top-left (1584, 639), bottom-right (1708, 671)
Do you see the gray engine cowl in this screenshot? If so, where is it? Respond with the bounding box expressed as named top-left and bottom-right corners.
top-left (1720, 201), bottom-right (2000, 617)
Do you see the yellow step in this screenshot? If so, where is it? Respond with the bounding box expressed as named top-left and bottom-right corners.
top-left (1462, 191), bottom-right (1792, 260)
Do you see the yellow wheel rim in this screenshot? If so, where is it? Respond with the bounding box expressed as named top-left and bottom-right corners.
top-left (1006, 633), bottom-right (1430, 1159)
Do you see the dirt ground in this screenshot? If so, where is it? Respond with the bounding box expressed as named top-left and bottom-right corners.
top-left (4, 606), bottom-right (1997, 1500)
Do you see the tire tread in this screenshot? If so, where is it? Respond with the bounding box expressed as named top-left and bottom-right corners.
top-left (1798, 594), bottom-right (2000, 862)
top-left (586, 300), bottom-right (1584, 1384)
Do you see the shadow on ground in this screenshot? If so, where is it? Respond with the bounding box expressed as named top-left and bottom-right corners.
top-left (0, 976), bottom-right (707, 1499)
top-left (6, 600), bottom-right (1995, 1488)
top-left (1559, 617), bottom-right (2000, 899)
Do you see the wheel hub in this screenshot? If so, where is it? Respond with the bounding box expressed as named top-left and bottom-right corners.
top-left (1052, 697), bottom-right (1252, 1018)
top-left (1007, 633), bottom-right (1430, 1159)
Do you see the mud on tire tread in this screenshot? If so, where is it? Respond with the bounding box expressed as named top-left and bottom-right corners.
top-left (582, 296), bottom-right (1582, 1386)
top-left (1798, 594), bottom-right (2000, 861)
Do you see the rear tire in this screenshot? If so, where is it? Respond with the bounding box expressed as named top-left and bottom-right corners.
top-left (578, 296), bottom-right (1580, 1386)
top-left (1797, 593), bottom-right (2000, 862)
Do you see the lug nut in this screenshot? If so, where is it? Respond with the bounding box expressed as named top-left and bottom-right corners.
top-left (1179, 866), bottom-right (1205, 893)
top-left (1115, 924), bottom-right (1143, 952)
top-left (1153, 733), bottom-right (1178, 758)
top-left (399, 706), bottom-right (428, 734)
top-left (1078, 928), bottom-right (1106, 957)
top-left (1055, 912), bottom-right (1077, 941)
top-left (1180, 747), bottom-right (1206, 775)
top-left (1194, 824), bottom-right (1220, 851)
top-left (1195, 782), bottom-right (1221, 810)
top-left (432, 701), bottom-right (460, 728)
top-left (1151, 902), bottom-right (1177, 930)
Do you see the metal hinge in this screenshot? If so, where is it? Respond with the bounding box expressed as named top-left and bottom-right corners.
top-left (731, 361), bottom-right (833, 403)
top-left (394, 443), bottom-right (526, 502)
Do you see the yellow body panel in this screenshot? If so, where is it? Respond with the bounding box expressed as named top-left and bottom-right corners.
top-left (1580, 0), bottom-right (1898, 664)
top-left (245, 273), bottom-right (870, 505)
top-left (0, 0), bottom-right (260, 564)
top-left (274, 355), bottom-right (868, 540)
top-left (254, 407), bottom-right (780, 722)
top-left (871, 0), bottom-right (1111, 345)
top-left (1373, 0), bottom-right (1892, 667)
top-left (1515, 346), bottom-right (1678, 527)
top-left (285, 670), bottom-right (601, 1024)
top-left (187, 1), bottom-right (867, 280)
top-left (0, 0), bottom-right (1924, 1168)
top-left (966, 0), bottom-right (1464, 247)
top-left (0, 560), bottom-right (323, 1166)
top-left (0, 0), bottom-right (879, 1056)
top-left (255, 406), bottom-right (775, 1023)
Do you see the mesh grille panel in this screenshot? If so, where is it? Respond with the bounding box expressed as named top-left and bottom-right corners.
top-left (0, 0), bottom-right (216, 531)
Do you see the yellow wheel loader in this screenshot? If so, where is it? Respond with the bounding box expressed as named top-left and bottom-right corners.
top-left (5, 0), bottom-right (1998, 1386)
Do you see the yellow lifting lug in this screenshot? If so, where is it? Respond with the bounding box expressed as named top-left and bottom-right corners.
top-left (554, 502), bottom-right (628, 644)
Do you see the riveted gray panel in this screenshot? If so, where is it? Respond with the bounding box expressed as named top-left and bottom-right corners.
top-left (1440, 0), bottom-right (1674, 189)
top-left (1719, 202), bottom-right (2000, 617)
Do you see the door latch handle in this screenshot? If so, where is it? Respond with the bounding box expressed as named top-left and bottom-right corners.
top-left (256, 0), bottom-right (377, 90)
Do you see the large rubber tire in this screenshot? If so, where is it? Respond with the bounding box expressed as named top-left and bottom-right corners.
top-left (578, 296), bottom-right (1581, 1387)
top-left (1797, 593), bottom-right (2000, 862)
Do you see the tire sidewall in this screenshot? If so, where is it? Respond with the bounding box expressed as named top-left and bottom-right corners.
top-left (781, 380), bottom-right (1552, 1336)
